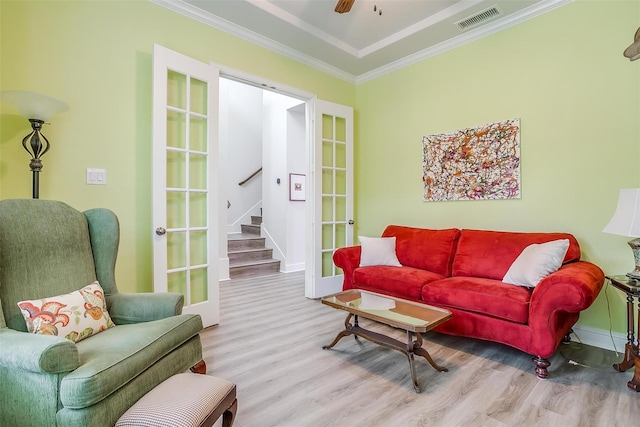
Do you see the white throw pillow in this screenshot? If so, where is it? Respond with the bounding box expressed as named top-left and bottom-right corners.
top-left (358, 236), bottom-right (402, 267)
top-left (503, 239), bottom-right (570, 287)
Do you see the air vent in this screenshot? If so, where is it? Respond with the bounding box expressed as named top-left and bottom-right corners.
top-left (455, 6), bottom-right (502, 30)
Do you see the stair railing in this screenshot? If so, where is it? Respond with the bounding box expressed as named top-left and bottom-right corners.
top-left (238, 167), bottom-right (262, 186)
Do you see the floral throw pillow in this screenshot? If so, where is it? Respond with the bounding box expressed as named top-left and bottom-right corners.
top-left (17, 281), bottom-right (115, 343)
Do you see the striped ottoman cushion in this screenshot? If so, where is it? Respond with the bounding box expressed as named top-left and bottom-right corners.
top-left (116, 373), bottom-right (236, 427)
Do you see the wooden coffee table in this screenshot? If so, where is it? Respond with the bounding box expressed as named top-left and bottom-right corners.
top-left (321, 289), bottom-right (452, 393)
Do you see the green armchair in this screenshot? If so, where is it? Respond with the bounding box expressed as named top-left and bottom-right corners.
top-left (0, 199), bottom-right (206, 426)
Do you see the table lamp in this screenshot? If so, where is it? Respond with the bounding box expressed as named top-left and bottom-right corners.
top-left (1, 90), bottom-right (69, 199)
top-left (603, 188), bottom-right (640, 279)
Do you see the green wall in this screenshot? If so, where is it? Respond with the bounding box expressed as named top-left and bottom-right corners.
top-left (0, 0), bottom-right (355, 293)
top-left (1, 0), bottom-right (638, 335)
top-left (355, 0), bottom-right (640, 331)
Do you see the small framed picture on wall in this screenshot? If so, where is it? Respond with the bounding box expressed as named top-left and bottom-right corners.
top-left (289, 173), bottom-right (305, 201)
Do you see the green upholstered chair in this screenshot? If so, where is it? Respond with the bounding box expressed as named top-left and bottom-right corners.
top-left (0, 199), bottom-right (206, 427)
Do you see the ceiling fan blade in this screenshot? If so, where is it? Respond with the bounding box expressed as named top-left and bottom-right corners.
top-left (335, 0), bottom-right (355, 14)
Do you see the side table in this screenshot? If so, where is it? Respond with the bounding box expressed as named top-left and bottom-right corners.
top-left (607, 275), bottom-right (640, 392)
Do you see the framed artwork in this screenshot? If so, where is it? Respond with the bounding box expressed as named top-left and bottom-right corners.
top-left (289, 173), bottom-right (306, 201)
top-left (422, 118), bottom-right (521, 202)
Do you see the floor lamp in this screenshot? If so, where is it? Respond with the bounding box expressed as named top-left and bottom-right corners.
top-left (1, 90), bottom-right (69, 199)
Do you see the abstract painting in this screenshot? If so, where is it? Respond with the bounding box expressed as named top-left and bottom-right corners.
top-left (422, 118), bottom-right (520, 202)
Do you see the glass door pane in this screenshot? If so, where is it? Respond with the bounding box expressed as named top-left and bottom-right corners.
top-left (321, 114), bottom-right (349, 278)
top-left (165, 70), bottom-right (209, 307)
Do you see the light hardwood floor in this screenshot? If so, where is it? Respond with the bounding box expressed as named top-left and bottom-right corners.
top-left (201, 271), bottom-right (639, 427)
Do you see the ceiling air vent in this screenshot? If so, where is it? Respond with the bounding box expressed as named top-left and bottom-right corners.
top-left (455, 6), bottom-right (502, 30)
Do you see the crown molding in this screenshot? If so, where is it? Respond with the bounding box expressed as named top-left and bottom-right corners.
top-left (152, 0), bottom-right (572, 85)
top-left (245, 0), bottom-right (359, 57)
top-left (356, 0), bottom-right (573, 84)
top-left (151, 0), bottom-right (357, 84)
top-left (359, 0), bottom-right (483, 58)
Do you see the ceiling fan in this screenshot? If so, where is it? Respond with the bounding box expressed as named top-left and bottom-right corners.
top-left (335, 0), bottom-right (381, 15)
top-left (334, 0), bottom-right (355, 14)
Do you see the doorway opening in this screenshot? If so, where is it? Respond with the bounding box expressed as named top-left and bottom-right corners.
top-left (219, 77), bottom-right (307, 280)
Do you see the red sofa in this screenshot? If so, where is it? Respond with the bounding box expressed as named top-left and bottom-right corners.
top-left (332, 225), bottom-right (605, 379)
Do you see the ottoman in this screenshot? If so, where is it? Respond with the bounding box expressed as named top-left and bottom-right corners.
top-left (115, 373), bottom-right (237, 427)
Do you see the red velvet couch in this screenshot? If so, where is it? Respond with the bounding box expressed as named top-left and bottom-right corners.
top-left (332, 225), bottom-right (605, 379)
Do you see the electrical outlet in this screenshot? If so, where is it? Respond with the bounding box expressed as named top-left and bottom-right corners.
top-left (86, 168), bottom-right (107, 185)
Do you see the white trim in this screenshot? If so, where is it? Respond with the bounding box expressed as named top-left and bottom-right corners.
top-left (572, 324), bottom-right (626, 353)
top-left (153, 0), bottom-right (571, 84)
top-left (152, 0), bottom-right (356, 84)
top-left (261, 225), bottom-right (285, 272)
top-left (356, 0), bottom-right (572, 83)
top-left (227, 200), bottom-right (262, 232)
top-left (283, 262), bottom-right (305, 273)
top-left (359, 0), bottom-right (482, 58)
top-left (245, 0), bottom-right (359, 57)
top-left (217, 65), bottom-right (316, 101)
top-left (219, 257), bottom-right (230, 281)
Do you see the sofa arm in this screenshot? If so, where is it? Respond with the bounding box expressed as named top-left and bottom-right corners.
top-left (333, 246), bottom-right (362, 290)
top-left (528, 261), bottom-right (605, 354)
top-left (106, 292), bottom-right (184, 324)
top-left (0, 328), bottom-right (79, 374)
top-left (531, 261), bottom-right (605, 315)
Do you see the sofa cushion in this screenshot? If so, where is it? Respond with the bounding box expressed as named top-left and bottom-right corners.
top-left (452, 229), bottom-right (581, 280)
top-left (382, 225), bottom-right (460, 276)
top-left (421, 277), bottom-right (533, 324)
top-left (59, 313), bottom-right (203, 409)
top-left (354, 266), bottom-right (445, 301)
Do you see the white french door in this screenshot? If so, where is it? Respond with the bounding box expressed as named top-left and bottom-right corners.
top-left (152, 44), bottom-right (220, 327)
top-left (305, 99), bottom-right (354, 298)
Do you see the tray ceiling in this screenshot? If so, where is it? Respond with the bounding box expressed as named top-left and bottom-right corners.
top-left (154, 0), bottom-right (571, 83)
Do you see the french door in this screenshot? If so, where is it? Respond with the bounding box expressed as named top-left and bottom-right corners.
top-left (152, 45), bottom-right (220, 327)
top-left (152, 47), bottom-right (353, 307)
top-left (306, 100), bottom-right (354, 298)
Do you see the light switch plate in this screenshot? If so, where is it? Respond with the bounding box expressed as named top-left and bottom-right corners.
top-left (86, 168), bottom-right (107, 185)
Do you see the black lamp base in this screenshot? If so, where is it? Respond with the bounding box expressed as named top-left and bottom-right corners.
top-left (22, 119), bottom-right (49, 199)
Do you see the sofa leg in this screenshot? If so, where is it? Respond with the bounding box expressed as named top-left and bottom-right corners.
top-left (532, 356), bottom-right (550, 379)
top-left (190, 359), bottom-right (207, 375)
top-left (562, 329), bottom-right (573, 344)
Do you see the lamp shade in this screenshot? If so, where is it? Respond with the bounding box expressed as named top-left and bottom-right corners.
top-left (603, 188), bottom-right (640, 237)
top-left (1, 90), bottom-right (69, 121)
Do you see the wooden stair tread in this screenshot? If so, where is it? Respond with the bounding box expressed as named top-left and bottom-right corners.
top-left (228, 233), bottom-right (263, 241)
top-left (228, 247), bottom-right (272, 254)
top-left (229, 258), bottom-right (280, 267)
top-left (227, 216), bottom-right (280, 278)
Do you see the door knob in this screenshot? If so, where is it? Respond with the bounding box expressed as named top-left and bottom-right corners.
top-left (348, 220), bottom-right (354, 225)
top-left (155, 227), bottom-right (167, 235)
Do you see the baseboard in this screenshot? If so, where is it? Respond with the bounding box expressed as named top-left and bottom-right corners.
top-left (219, 257), bottom-right (230, 281)
top-left (572, 324), bottom-right (626, 352)
top-left (283, 262), bottom-right (305, 273)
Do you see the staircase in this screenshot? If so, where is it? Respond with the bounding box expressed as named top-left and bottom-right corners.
top-left (228, 215), bottom-right (281, 278)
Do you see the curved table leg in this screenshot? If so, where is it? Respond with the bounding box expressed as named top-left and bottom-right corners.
top-left (412, 332), bottom-right (448, 372)
top-left (323, 316), bottom-right (447, 393)
top-left (405, 351), bottom-right (420, 393)
top-left (323, 313), bottom-right (355, 349)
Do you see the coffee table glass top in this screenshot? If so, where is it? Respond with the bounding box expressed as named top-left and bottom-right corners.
top-left (321, 289), bottom-right (452, 333)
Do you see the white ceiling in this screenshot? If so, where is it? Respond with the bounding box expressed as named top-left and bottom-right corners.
top-left (153, 0), bottom-right (571, 83)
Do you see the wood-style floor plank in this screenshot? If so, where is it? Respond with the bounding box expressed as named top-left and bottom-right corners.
top-left (201, 272), bottom-right (639, 426)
